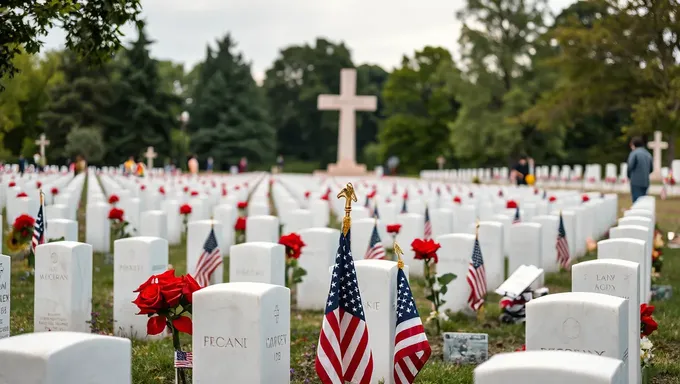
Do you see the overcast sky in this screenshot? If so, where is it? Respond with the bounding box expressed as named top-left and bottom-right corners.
top-left (42, 0), bottom-right (575, 82)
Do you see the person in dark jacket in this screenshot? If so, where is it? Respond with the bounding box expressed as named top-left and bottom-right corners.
top-left (627, 136), bottom-right (653, 203)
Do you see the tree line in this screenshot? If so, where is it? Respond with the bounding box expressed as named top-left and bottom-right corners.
top-left (1, 0), bottom-right (678, 173)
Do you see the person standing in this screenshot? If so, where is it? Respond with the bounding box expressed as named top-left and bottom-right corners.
top-left (511, 155), bottom-right (530, 185)
top-left (18, 154), bottom-right (26, 175)
top-left (206, 157), bottom-right (214, 173)
top-left (188, 154), bottom-right (199, 176)
top-left (238, 157), bottom-right (248, 173)
top-left (627, 136), bottom-right (653, 202)
top-left (276, 154), bottom-right (284, 173)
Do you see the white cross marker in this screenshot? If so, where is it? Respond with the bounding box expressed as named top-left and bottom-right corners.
top-left (647, 130), bottom-right (668, 178)
top-left (317, 69), bottom-right (377, 165)
top-left (144, 146), bottom-right (158, 170)
top-left (35, 134), bottom-right (50, 160)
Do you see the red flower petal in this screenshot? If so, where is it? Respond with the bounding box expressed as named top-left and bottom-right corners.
top-left (173, 316), bottom-right (193, 335)
top-left (147, 315), bottom-right (167, 335)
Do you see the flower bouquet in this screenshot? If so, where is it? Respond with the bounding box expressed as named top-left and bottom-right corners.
top-left (7, 214), bottom-right (35, 266)
top-left (133, 269), bottom-right (201, 384)
top-left (640, 304), bottom-right (658, 373)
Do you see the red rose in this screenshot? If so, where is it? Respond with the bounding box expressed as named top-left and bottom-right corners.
top-left (549, 196), bottom-right (557, 203)
top-left (304, 191), bottom-right (311, 199)
top-left (183, 186), bottom-right (189, 193)
top-left (222, 189), bottom-right (227, 197)
top-left (506, 200), bottom-right (518, 209)
top-left (140, 185), bottom-right (146, 191)
top-left (640, 304), bottom-right (658, 337)
top-left (16, 192), bottom-right (27, 198)
top-left (403, 191), bottom-right (409, 200)
top-left (159, 186), bottom-right (165, 195)
top-left (235, 185), bottom-right (241, 190)
top-left (108, 195), bottom-right (120, 204)
top-left (234, 216), bottom-right (246, 232)
top-left (411, 238), bottom-right (441, 263)
top-left (237, 201), bottom-right (248, 209)
top-left (516, 345), bottom-right (526, 352)
top-left (36, 181), bottom-right (42, 189)
top-left (321, 192), bottom-right (330, 201)
top-left (108, 207), bottom-right (125, 221)
top-left (133, 283), bottom-right (166, 315)
top-left (279, 233), bottom-right (306, 260)
top-left (582, 194), bottom-right (590, 202)
top-left (147, 315), bottom-right (167, 335)
top-left (387, 224), bottom-right (402, 234)
top-left (8, 181), bottom-right (16, 188)
top-left (13, 214), bottom-right (35, 231)
top-left (191, 191), bottom-right (199, 196)
top-left (51, 187), bottom-right (59, 195)
top-left (367, 190), bottom-right (377, 199)
top-left (498, 190), bottom-right (504, 197)
top-left (453, 196), bottom-right (462, 204)
top-left (182, 274), bottom-right (202, 303)
top-left (179, 204), bottom-right (192, 215)
top-left (172, 316), bottom-right (193, 335)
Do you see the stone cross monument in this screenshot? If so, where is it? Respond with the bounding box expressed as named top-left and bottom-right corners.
top-left (144, 146), bottom-right (157, 170)
top-left (647, 131), bottom-right (667, 180)
top-left (35, 134), bottom-right (50, 162)
top-left (317, 68), bottom-right (377, 176)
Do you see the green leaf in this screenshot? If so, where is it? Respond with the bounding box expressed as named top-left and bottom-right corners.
top-left (437, 273), bottom-right (456, 286)
top-left (440, 285), bottom-right (448, 296)
top-left (425, 293), bottom-right (435, 303)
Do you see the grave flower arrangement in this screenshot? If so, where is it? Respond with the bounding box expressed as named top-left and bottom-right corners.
top-left (8, 181), bottom-right (15, 188)
top-left (386, 223), bottom-right (401, 244)
top-left (453, 196), bottom-right (462, 204)
top-left (7, 214), bottom-right (35, 265)
top-left (158, 186), bottom-right (165, 195)
top-left (506, 200), bottom-right (518, 209)
top-left (108, 207), bottom-right (130, 240)
top-left (36, 181), bottom-right (42, 189)
top-left (582, 194), bottom-right (590, 203)
top-left (179, 204), bottom-right (192, 235)
top-left (640, 304), bottom-right (658, 369)
top-left (108, 194), bottom-right (120, 205)
top-left (190, 190), bottom-right (198, 196)
top-left (548, 195), bottom-right (557, 203)
top-left (133, 269), bottom-right (201, 384)
top-left (279, 233), bottom-right (307, 288)
top-left (411, 238), bottom-right (455, 334)
top-left (51, 187), bottom-right (59, 196)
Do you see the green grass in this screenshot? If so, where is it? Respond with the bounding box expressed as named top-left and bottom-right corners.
top-left (7, 184), bottom-right (680, 383)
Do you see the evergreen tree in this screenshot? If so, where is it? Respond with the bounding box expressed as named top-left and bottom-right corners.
top-left (41, 51), bottom-right (115, 163)
top-left (105, 24), bottom-right (179, 164)
top-left (189, 35), bottom-right (275, 170)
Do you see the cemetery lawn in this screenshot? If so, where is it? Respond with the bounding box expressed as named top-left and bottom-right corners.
top-left (6, 194), bottom-right (680, 383)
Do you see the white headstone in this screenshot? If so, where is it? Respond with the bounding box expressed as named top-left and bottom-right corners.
top-left (139, 210), bottom-right (168, 239)
top-left (355, 260), bottom-right (409, 383)
top-left (608, 226), bottom-right (651, 302)
top-left (34, 242), bottom-right (93, 332)
top-left (113, 237), bottom-right (168, 339)
top-left (284, 209), bottom-right (313, 234)
top-left (572, 259), bottom-right (640, 384)
top-left (0, 332), bottom-right (131, 383)
top-left (437, 234), bottom-right (476, 313)
top-left (192, 282), bottom-right (290, 384)
top-left (310, 200), bottom-right (330, 228)
top-left (474, 350), bottom-right (624, 384)
top-left (598, 238), bottom-right (648, 304)
top-left (477, 221), bottom-right (505, 291)
top-left (526, 292), bottom-right (629, 383)
top-left (161, 199), bottom-right (181, 245)
top-left (0, 255), bottom-right (9, 339)
top-left (229, 242), bottom-right (285, 286)
top-left (246, 215), bottom-right (280, 243)
top-left (85, 202), bottom-right (110, 253)
top-left (396, 213), bottom-right (425, 276)
top-left (350, 218), bottom-right (377, 261)
top-left (530, 215), bottom-right (559, 273)
top-left (296, 228), bottom-right (340, 310)
top-left (508, 223), bottom-right (542, 277)
top-left (45, 218), bottom-right (78, 242)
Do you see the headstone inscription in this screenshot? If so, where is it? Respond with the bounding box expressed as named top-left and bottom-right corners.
top-left (0, 255), bottom-right (9, 339)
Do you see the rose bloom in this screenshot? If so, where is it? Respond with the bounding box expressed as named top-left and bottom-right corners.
top-left (191, 191), bottom-right (199, 196)
top-left (16, 192), bottom-right (27, 198)
top-left (179, 204), bottom-right (192, 215)
top-left (367, 190), bottom-right (377, 199)
top-left (411, 238), bottom-right (441, 263)
top-left (304, 191), bottom-right (311, 199)
top-left (108, 195), bottom-right (120, 204)
top-left (387, 224), bottom-right (402, 234)
top-left (498, 190), bottom-right (504, 197)
top-left (140, 185), bottom-right (146, 191)
top-left (234, 217), bottom-right (246, 232)
top-left (13, 214), bottom-right (35, 231)
top-left (549, 196), bottom-right (557, 202)
top-left (158, 186), bottom-right (165, 195)
top-left (237, 201), bottom-right (248, 209)
top-left (108, 207), bottom-right (125, 221)
top-left (8, 182), bottom-right (15, 188)
top-left (36, 181), bottom-right (42, 189)
top-left (582, 194), bottom-right (590, 202)
top-left (234, 185), bottom-right (241, 190)
top-left (222, 189), bottom-right (227, 197)
top-left (51, 187), bottom-right (59, 195)
top-left (279, 233), bottom-right (306, 259)
top-left (640, 304), bottom-right (658, 337)
top-left (453, 196), bottom-right (462, 204)
top-left (506, 200), bottom-right (518, 209)
top-left (183, 186), bottom-right (189, 193)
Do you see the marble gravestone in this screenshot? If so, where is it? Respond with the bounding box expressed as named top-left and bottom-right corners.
top-left (45, 218), bottom-right (78, 242)
top-left (297, 228), bottom-right (340, 310)
top-left (192, 283), bottom-right (290, 384)
top-left (317, 68), bottom-right (377, 176)
top-left (474, 350), bottom-right (625, 384)
top-left (355, 260), bottom-right (409, 383)
top-left (437, 234), bottom-right (476, 313)
top-left (526, 292), bottom-right (629, 383)
top-left (34, 242), bottom-right (93, 333)
top-left (530, 215), bottom-right (559, 273)
top-left (0, 332), bottom-right (132, 384)
top-left (246, 215), bottom-right (280, 243)
top-left (229, 242), bottom-right (285, 286)
top-left (85, 202), bottom-right (110, 253)
top-left (113, 237), bottom-right (169, 339)
top-left (139, 210), bottom-right (168, 239)
top-left (508, 223), bottom-right (542, 278)
top-left (572, 259), bottom-right (641, 384)
top-left (0, 255), bottom-right (9, 339)
top-left (396, 213), bottom-right (425, 276)
top-left (608, 227), bottom-right (651, 302)
top-left (477, 221), bottom-right (504, 291)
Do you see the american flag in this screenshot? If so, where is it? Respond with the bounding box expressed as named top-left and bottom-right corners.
top-left (31, 195), bottom-right (46, 253)
top-left (466, 239), bottom-right (486, 311)
top-left (315, 230), bottom-right (374, 384)
top-left (393, 267), bottom-right (431, 384)
top-left (373, 206), bottom-right (380, 219)
top-left (424, 207), bottom-right (432, 240)
top-left (365, 223), bottom-right (386, 260)
top-left (195, 228), bottom-right (222, 287)
top-left (556, 213), bottom-right (571, 270)
top-left (174, 351), bottom-right (193, 368)
top-left (512, 207), bottom-right (520, 224)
